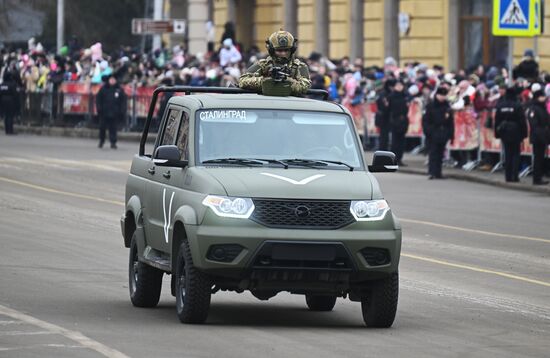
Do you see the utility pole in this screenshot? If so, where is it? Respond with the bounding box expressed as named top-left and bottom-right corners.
top-left (153, 0), bottom-right (163, 50)
top-left (57, 0), bottom-right (64, 53)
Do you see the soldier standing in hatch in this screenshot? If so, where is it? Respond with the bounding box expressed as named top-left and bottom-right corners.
top-left (239, 30), bottom-right (311, 96)
top-left (96, 74), bottom-right (127, 149)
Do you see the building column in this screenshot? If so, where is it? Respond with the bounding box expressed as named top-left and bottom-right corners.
top-left (349, 0), bottom-right (364, 60)
top-left (384, 0), bottom-right (399, 61)
top-left (315, 0), bottom-right (329, 56)
top-left (187, 0), bottom-right (209, 54)
top-left (284, 0), bottom-right (297, 35)
top-left (227, 0), bottom-right (237, 25)
top-left (447, 0), bottom-right (459, 71)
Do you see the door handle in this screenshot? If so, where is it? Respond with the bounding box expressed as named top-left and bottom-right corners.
top-left (163, 171), bottom-right (171, 179)
top-left (148, 167), bottom-right (155, 175)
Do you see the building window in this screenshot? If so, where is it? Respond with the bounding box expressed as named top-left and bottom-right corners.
top-left (459, 0), bottom-right (509, 70)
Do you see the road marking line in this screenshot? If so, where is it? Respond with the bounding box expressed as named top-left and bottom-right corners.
top-left (401, 218), bottom-right (550, 244)
top-left (0, 344), bottom-right (85, 352)
top-left (403, 253), bottom-right (550, 288)
top-left (0, 177), bottom-right (124, 207)
top-left (0, 304), bottom-right (130, 358)
top-left (0, 331), bottom-right (54, 336)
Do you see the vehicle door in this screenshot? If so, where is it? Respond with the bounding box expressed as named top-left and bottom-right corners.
top-left (144, 105), bottom-right (191, 253)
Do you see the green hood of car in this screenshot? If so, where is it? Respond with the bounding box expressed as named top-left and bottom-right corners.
top-left (200, 167), bottom-right (375, 200)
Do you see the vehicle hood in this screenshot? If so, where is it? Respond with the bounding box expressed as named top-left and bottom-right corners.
top-left (199, 167), bottom-right (374, 200)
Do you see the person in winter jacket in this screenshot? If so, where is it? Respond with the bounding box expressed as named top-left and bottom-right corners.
top-left (388, 80), bottom-right (409, 165)
top-left (526, 90), bottom-right (550, 185)
top-left (95, 75), bottom-right (127, 149)
top-left (494, 88), bottom-right (528, 182)
top-left (0, 71), bottom-right (20, 135)
top-left (423, 87), bottom-right (454, 179)
top-left (219, 38), bottom-right (242, 68)
top-left (375, 79), bottom-right (395, 151)
top-left (513, 49), bottom-right (539, 82)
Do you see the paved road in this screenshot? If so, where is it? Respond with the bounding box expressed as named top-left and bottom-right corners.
top-left (0, 134), bottom-right (548, 358)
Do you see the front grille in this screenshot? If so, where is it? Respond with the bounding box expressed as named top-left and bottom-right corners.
top-left (250, 199), bottom-right (355, 229)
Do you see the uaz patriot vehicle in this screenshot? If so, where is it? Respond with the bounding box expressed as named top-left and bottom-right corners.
top-left (121, 86), bottom-right (401, 327)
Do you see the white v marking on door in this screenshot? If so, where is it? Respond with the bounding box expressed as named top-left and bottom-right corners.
top-left (260, 172), bottom-right (325, 185)
top-left (162, 188), bottom-right (175, 243)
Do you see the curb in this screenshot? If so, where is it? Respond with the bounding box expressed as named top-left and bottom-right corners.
top-left (399, 166), bottom-right (550, 196)
top-left (6, 124), bottom-right (153, 142)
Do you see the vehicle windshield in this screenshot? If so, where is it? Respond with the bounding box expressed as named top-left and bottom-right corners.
top-left (196, 109), bottom-right (363, 170)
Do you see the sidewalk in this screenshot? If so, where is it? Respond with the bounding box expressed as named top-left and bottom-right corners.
top-left (4, 123), bottom-right (550, 195)
top-left (396, 153), bottom-right (550, 196)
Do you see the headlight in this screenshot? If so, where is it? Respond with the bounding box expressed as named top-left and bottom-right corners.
top-left (350, 200), bottom-right (389, 221)
top-left (202, 195), bottom-right (255, 218)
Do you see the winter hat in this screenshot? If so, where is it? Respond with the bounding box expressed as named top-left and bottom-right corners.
top-left (524, 49), bottom-right (535, 58)
top-left (223, 38), bottom-right (233, 47)
top-left (531, 83), bottom-right (542, 92)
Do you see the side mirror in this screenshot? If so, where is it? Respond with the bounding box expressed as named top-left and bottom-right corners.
top-left (153, 145), bottom-right (188, 168)
top-left (368, 151), bottom-right (398, 173)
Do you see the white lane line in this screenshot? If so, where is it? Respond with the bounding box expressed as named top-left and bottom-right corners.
top-left (0, 320), bottom-right (24, 325)
top-left (0, 331), bottom-right (54, 336)
top-left (401, 278), bottom-right (550, 321)
top-left (0, 344), bottom-right (86, 352)
top-left (0, 304), bottom-right (130, 358)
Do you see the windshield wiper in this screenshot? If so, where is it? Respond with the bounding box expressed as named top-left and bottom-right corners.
top-left (248, 158), bottom-right (289, 169)
top-left (201, 158), bottom-right (265, 166)
top-left (281, 158), bottom-right (354, 171)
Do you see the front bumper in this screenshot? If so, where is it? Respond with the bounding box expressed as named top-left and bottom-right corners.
top-left (185, 210), bottom-right (401, 279)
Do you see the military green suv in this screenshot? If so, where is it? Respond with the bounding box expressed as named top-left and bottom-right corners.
top-left (121, 87), bottom-right (401, 327)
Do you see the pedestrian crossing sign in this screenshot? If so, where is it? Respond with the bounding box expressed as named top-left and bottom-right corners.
top-left (493, 0), bottom-right (542, 36)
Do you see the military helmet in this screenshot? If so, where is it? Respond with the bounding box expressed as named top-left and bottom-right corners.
top-left (266, 30), bottom-right (297, 57)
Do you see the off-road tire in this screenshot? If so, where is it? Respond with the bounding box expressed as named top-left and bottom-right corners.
top-left (305, 295), bottom-right (337, 311)
top-left (129, 233), bottom-right (163, 307)
top-left (361, 272), bottom-right (398, 328)
top-left (175, 240), bottom-right (211, 324)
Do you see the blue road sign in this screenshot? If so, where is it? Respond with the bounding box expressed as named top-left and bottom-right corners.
top-left (493, 0), bottom-right (540, 36)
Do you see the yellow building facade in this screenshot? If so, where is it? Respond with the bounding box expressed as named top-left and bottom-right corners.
top-left (210, 0), bottom-right (550, 71)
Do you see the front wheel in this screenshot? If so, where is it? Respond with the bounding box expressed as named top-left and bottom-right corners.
top-left (175, 241), bottom-right (211, 324)
top-left (129, 233), bottom-right (163, 307)
top-left (305, 295), bottom-right (337, 311)
top-left (361, 272), bottom-right (398, 328)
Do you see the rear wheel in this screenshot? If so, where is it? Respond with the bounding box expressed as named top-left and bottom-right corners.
top-left (175, 241), bottom-right (211, 323)
top-left (129, 233), bottom-right (163, 307)
top-left (305, 295), bottom-right (337, 311)
top-left (361, 272), bottom-right (398, 328)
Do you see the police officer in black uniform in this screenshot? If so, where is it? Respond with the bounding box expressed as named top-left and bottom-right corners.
top-left (494, 88), bottom-right (528, 182)
top-left (0, 72), bottom-right (19, 135)
top-left (423, 87), bottom-right (454, 179)
top-left (96, 75), bottom-right (127, 149)
top-left (527, 90), bottom-right (550, 185)
top-left (388, 80), bottom-right (409, 166)
top-left (375, 79), bottom-right (395, 151)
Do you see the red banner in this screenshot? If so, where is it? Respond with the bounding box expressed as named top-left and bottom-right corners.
top-left (448, 109), bottom-right (479, 150)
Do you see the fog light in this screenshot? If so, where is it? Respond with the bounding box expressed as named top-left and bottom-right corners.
top-left (206, 244), bottom-right (244, 263)
top-left (360, 248), bottom-right (390, 266)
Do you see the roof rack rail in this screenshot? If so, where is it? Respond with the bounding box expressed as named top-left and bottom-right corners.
top-left (140, 86), bottom-right (329, 156)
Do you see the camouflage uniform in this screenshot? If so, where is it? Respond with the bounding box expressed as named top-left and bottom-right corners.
top-left (239, 31), bottom-right (311, 96)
